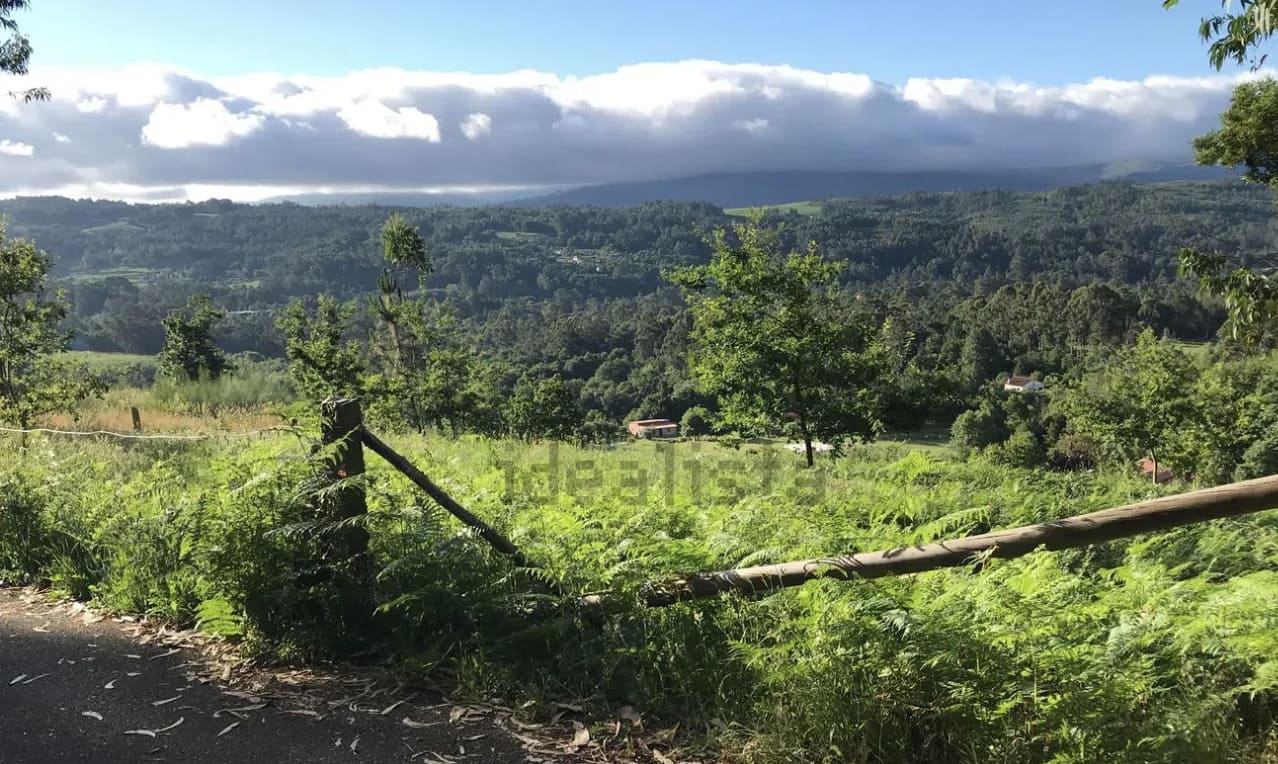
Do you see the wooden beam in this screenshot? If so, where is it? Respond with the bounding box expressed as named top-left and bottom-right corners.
top-left (584, 474), bottom-right (1278, 608)
top-left (359, 425), bottom-right (533, 568)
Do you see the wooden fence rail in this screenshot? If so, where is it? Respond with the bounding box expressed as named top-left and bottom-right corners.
top-left (582, 473), bottom-right (1278, 608)
top-left (359, 425), bottom-right (535, 569)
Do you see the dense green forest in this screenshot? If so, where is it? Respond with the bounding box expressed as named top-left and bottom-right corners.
top-left (1, 180), bottom-right (1270, 437)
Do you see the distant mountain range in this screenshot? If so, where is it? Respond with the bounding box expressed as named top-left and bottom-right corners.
top-left (267, 163), bottom-right (1229, 209)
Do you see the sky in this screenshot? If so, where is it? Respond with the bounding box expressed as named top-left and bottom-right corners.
top-left (0, 0), bottom-right (1268, 202)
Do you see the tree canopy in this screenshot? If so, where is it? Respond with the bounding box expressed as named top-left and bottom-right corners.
top-left (157, 294), bottom-right (232, 382)
top-left (1166, 0), bottom-right (1278, 70)
top-left (1, 0), bottom-right (47, 102)
top-left (0, 221), bottom-right (100, 428)
top-left (670, 215), bottom-right (885, 466)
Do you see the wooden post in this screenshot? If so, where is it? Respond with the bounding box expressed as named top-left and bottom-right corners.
top-left (130, 407), bottom-right (142, 432)
top-left (320, 397), bottom-right (369, 561)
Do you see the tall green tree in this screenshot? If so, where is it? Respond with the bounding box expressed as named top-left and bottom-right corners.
top-left (278, 295), bottom-right (366, 401)
top-left (157, 294), bottom-right (232, 382)
top-left (1, 0), bottom-right (48, 102)
top-left (669, 215), bottom-right (885, 467)
top-left (0, 222), bottom-right (101, 428)
top-left (1179, 78), bottom-right (1278, 343)
top-left (1168, 0), bottom-right (1278, 342)
top-left (1061, 329), bottom-right (1198, 481)
top-left (506, 375), bottom-right (582, 441)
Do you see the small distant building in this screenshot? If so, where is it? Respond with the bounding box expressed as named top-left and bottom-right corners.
top-left (1004, 375), bottom-right (1045, 393)
top-left (628, 418), bottom-right (678, 438)
top-left (786, 442), bottom-right (834, 455)
top-left (1138, 457), bottom-right (1175, 484)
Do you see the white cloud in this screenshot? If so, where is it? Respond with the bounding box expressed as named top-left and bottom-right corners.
top-left (337, 99), bottom-right (441, 141)
top-left (0, 60), bottom-right (1260, 200)
top-left (0, 140), bottom-right (34, 157)
top-left (52, 132), bottom-right (71, 143)
top-left (76, 96), bottom-right (108, 113)
top-left (734, 117), bottom-right (769, 135)
top-left (461, 112), bottom-right (492, 140)
top-left (141, 98), bottom-right (265, 148)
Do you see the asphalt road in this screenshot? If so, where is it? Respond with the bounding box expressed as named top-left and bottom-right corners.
top-left (0, 587), bottom-right (579, 764)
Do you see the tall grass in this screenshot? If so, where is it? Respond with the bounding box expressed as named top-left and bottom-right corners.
top-left (150, 363), bottom-right (293, 415)
top-left (3, 432), bottom-right (1278, 761)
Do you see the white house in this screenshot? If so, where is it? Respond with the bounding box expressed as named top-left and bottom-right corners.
top-left (1004, 375), bottom-right (1045, 393)
top-left (786, 441), bottom-right (834, 454)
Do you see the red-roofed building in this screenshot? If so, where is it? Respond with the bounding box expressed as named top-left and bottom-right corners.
top-left (1004, 375), bottom-right (1045, 393)
top-left (627, 418), bottom-right (678, 438)
top-left (1137, 457), bottom-right (1174, 484)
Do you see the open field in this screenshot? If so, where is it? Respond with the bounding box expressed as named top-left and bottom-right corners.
top-left (60, 350), bottom-right (157, 372)
top-left (724, 200), bottom-right (823, 216)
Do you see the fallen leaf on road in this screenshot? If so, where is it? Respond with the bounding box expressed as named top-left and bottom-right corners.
top-left (152, 696), bottom-right (181, 706)
top-left (282, 709), bottom-right (321, 718)
top-left (223, 690), bottom-right (262, 702)
top-left (350, 736), bottom-right (360, 753)
top-left (155, 717), bottom-right (185, 733)
top-left (8, 674), bottom-right (27, 685)
top-left (22, 673), bottom-right (50, 685)
top-left (379, 699), bottom-right (406, 715)
top-left (125, 654), bottom-right (142, 660)
top-left (32, 621), bottom-right (50, 632)
top-left (570, 722), bottom-right (590, 747)
top-left (104, 679), bottom-right (116, 689)
top-left (126, 672), bottom-right (141, 677)
top-left (401, 717), bottom-right (441, 729)
top-left (124, 729), bottom-right (157, 738)
top-left (150, 648), bottom-right (181, 660)
top-left (216, 722), bottom-right (240, 737)
top-left (81, 711), bottom-right (103, 721)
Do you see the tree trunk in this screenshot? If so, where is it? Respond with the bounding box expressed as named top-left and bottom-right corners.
top-left (792, 380), bottom-right (814, 468)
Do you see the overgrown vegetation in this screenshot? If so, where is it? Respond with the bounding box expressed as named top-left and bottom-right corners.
top-left (4, 432), bottom-right (1278, 761)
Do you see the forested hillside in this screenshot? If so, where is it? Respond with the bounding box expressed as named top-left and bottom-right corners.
top-left (1, 180), bottom-right (1273, 432)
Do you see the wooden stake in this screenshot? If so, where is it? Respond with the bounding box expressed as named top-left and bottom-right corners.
top-left (583, 474), bottom-right (1278, 608)
top-left (130, 407), bottom-right (142, 432)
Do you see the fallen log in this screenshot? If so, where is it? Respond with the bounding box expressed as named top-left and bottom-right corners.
top-left (585, 474), bottom-right (1278, 608)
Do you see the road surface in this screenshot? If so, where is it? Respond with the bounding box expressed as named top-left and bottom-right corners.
top-left (0, 587), bottom-right (599, 764)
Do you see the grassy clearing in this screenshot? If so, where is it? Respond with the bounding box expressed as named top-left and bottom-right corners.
top-left (41, 363), bottom-right (294, 433)
top-left (495, 230), bottom-right (547, 242)
top-left (1171, 339), bottom-right (1214, 361)
top-left (63, 267), bottom-right (166, 284)
top-left (724, 201), bottom-right (823, 217)
top-left (60, 350), bottom-right (157, 373)
top-left (4, 424), bottom-right (1278, 761)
